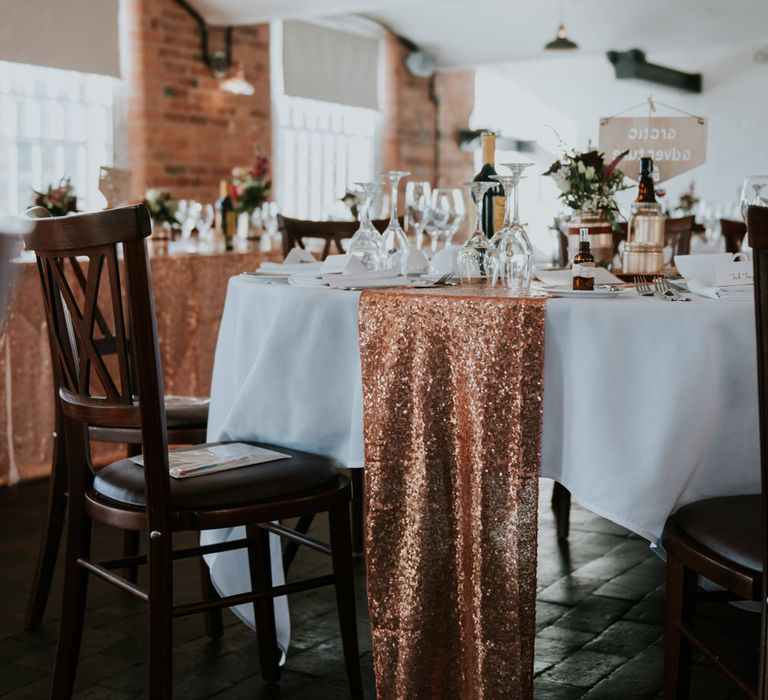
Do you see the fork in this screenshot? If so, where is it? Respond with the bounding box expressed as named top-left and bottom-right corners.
top-left (634, 276), bottom-right (654, 297)
top-left (654, 277), bottom-right (691, 302)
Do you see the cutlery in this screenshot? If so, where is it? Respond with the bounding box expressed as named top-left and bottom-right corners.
top-left (412, 271), bottom-right (455, 287)
top-left (634, 277), bottom-right (654, 297)
top-left (654, 277), bottom-right (691, 302)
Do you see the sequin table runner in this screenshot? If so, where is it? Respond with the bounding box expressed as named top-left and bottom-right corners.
top-left (359, 287), bottom-right (547, 699)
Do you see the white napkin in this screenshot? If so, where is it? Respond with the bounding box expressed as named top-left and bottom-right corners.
top-left (257, 261), bottom-right (322, 274)
top-left (284, 248), bottom-right (318, 264)
top-left (325, 272), bottom-right (408, 289)
top-left (287, 275), bottom-right (329, 288)
top-left (687, 278), bottom-right (754, 300)
top-left (535, 268), bottom-right (623, 287)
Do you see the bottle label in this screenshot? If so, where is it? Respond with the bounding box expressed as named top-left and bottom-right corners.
top-left (493, 194), bottom-right (505, 234)
top-left (572, 263), bottom-right (595, 279)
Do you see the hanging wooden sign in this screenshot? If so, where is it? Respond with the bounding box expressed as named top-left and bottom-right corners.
top-left (598, 116), bottom-right (707, 183)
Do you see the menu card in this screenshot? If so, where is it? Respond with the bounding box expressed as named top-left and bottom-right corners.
top-left (130, 443), bottom-right (291, 479)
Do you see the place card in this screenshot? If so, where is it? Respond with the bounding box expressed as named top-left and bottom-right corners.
top-left (283, 247), bottom-right (317, 265)
top-left (319, 254), bottom-right (367, 275)
top-left (714, 256), bottom-right (753, 287)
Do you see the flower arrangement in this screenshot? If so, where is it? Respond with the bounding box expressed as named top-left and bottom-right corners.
top-left (674, 182), bottom-right (699, 216)
top-left (229, 152), bottom-right (271, 215)
top-left (544, 148), bottom-right (630, 223)
top-left (143, 189), bottom-right (179, 227)
top-left (32, 177), bottom-right (78, 216)
top-left (340, 191), bottom-right (359, 220)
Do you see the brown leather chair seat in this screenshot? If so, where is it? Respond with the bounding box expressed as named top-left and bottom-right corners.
top-left (93, 442), bottom-right (341, 510)
top-left (666, 494), bottom-right (762, 574)
top-left (163, 397), bottom-right (209, 429)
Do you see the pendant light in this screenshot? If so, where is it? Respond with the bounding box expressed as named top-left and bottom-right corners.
top-left (220, 63), bottom-right (255, 96)
top-left (544, 1), bottom-right (578, 51)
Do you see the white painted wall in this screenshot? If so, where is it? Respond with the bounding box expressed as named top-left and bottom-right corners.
top-left (472, 40), bottom-right (768, 258)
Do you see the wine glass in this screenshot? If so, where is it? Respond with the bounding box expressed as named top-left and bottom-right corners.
top-left (740, 176), bottom-right (768, 255)
top-left (197, 203), bottom-right (214, 241)
top-left (492, 163), bottom-right (534, 294)
top-left (380, 171), bottom-right (411, 273)
top-left (405, 181), bottom-right (432, 249)
top-left (424, 189), bottom-right (465, 254)
top-left (348, 182), bottom-right (385, 270)
top-left (457, 181), bottom-right (500, 284)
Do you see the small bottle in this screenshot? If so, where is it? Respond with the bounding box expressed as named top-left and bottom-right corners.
top-left (472, 132), bottom-right (505, 238)
top-left (572, 228), bottom-right (595, 290)
top-left (636, 157), bottom-right (657, 203)
top-left (215, 180), bottom-right (235, 251)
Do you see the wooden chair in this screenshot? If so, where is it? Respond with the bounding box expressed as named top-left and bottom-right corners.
top-left (665, 215), bottom-right (694, 258)
top-left (661, 204), bottom-right (768, 699)
top-left (722, 218), bottom-right (748, 255)
top-left (23, 207), bottom-right (212, 630)
top-left (26, 206), bottom-right (362, 699)
top-left (279, 214), bottom-right (402, 260)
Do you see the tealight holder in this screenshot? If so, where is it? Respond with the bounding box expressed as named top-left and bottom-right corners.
top-left (622, 201), bottom-right (665, 274)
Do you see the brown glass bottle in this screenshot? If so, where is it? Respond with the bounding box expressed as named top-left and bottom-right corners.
top-left (472, 132), bottom-right (505, 237)
top-left (572, 228), bottom-right (595, 290)
top-left (636, 157), bottom-right (657, 203)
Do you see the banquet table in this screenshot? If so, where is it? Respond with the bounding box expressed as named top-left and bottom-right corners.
top-left (205, 277), bottom-right (760, 697)
top-left (0, 244), bottom-right (278, 486)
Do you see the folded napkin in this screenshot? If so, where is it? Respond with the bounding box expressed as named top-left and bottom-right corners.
top-left (287, 275), bottom-right (329, 288)
top-left (325, 273), bottom-right (408, 289)
top-left (257, 261), bottom-right (323, 274)
top-left (687, 278), bottom-right (754, 300)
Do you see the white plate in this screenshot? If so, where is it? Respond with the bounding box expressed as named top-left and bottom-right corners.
top-left (546, 286), bottom-right (623, 298)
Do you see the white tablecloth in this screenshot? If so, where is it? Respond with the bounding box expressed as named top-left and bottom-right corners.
top-left (203, 277), bottom-right (760, 635)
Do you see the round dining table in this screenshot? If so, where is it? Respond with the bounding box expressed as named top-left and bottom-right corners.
top-left (201, 275), bottom-right (760, 681)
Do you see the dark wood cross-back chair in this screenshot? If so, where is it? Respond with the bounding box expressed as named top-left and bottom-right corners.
top-left (661, 204), bottom-right (768, 699)
top-left (279, 214), bottom-right (403, 260)
top-left (23, 206), bottom-right (211, 630)
top-left (26, 205), bottom-right (362, 699)
top-left (722, 218), bottom-right (748, 255)
top-left (665, 215), bottom-right (694, 258)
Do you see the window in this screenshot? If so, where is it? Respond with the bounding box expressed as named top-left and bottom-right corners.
top-left (274, 94), bottom-right (380, 220)
top-left (0, 61), bottom-right (116, 215)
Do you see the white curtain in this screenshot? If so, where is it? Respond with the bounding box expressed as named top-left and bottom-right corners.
top-left (282, 20), bottom-right (380, 110)
top-left (0, 0), bottom-right (120, 77)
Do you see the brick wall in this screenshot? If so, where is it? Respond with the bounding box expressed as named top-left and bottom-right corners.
top-left (123, 0), bottom-right (271, 203)
top-left (381, 33), bottom-right (475, 235)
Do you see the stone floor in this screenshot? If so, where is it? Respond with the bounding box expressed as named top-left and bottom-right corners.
top-left (0, 479), bottom-right (759, 699)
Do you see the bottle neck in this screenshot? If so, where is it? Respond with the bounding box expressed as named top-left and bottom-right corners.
top-left (481, 134), bottom-right (495, 167)
top-left (636, 176), bottom-right (656, 203)
top-left (578, 241), bottom-right (591, 253)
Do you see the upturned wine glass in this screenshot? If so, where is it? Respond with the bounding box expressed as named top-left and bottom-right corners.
top-left (424, 188), bottom-right (465, 254)
top-left (491, 163), bottom-right (534, 293)
top-left (405, 181), bottom-right (432, 249)
top-left (380, 171), bottom-right (411, 273)
top-left (348, 182), bottom-right (385, 270)
top-left (457, 181), bottom-right (500, 284)
top-left (740, 175), bottom-right (768, 256)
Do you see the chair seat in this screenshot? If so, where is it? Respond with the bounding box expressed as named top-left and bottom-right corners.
top-left (163, 396), bottom-right (209, 429)
top-left (92, 442), bottom-right (342, 510)
top-left (666, 494), bottom-right (762, 574)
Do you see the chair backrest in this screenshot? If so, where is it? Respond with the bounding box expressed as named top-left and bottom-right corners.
top-left (25, 205), bottom-right (171, 524)
top-left (665, 215), bottom-right (694, 257)
top-left (746, 204), bottom-right (768, 697)
top-left (279, 215), bottom-right (403, 260)
top-left (721, 218), bottom-right (747, 255)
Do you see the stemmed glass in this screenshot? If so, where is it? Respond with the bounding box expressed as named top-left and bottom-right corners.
top-left (491, 163), bottom-right (534, 293)
top-left (739, 176), bottom-right (768, 256)
top-left (348, 182), bottom-right (385, 270)
top-left (380, 171), bottom-right (411, 273)
top-left (424, 188), bottom-right (465, 254)
top-left (457, 181), bottom-right (500, 284)
top-left (405, 181), bottom-right (432, 249)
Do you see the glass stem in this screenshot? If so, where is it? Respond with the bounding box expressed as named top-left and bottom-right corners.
top-left (389, 180), bottom-right (399, 228)
top-left (513, 180), bottom-right (520, 225)
top-left (503, 185), bottom-right (514, 228)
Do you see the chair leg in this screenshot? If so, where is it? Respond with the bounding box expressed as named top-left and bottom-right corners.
top-left (50, 506), bottom-right (92, 698)
top-left (198, 556), bottom-right (224, 640)
top-left (664, 556), bottom-right (696, 700)
top-left (282, 514), bottom-right (315, 574)
top-left (123, 444), bottom-right (142, 583)
top-left (148, 530), bottom-right (174, 700)
top-left (551, 481), bottom-right (571, 540)
top-left (246, 524), bottom-right (281, 683)
top-left (329, 502), bottom-right (363, 700)
top-left (26, 432), bottom-right (68, 629)
top-left (349, 469), bottom-right (365, 557)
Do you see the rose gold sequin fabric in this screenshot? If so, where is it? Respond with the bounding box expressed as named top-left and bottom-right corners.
top-left (359, 286), bottom-right (546, 700)
top-left (0, 249), bottom-right (275, 485)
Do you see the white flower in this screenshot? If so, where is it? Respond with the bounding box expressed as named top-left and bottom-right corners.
top-left (585, 166), bottom-right (596, 181)
top-left (577, 161), bottom-right (587, 175)
top-left (552, 170), bottom-right (571, 193)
